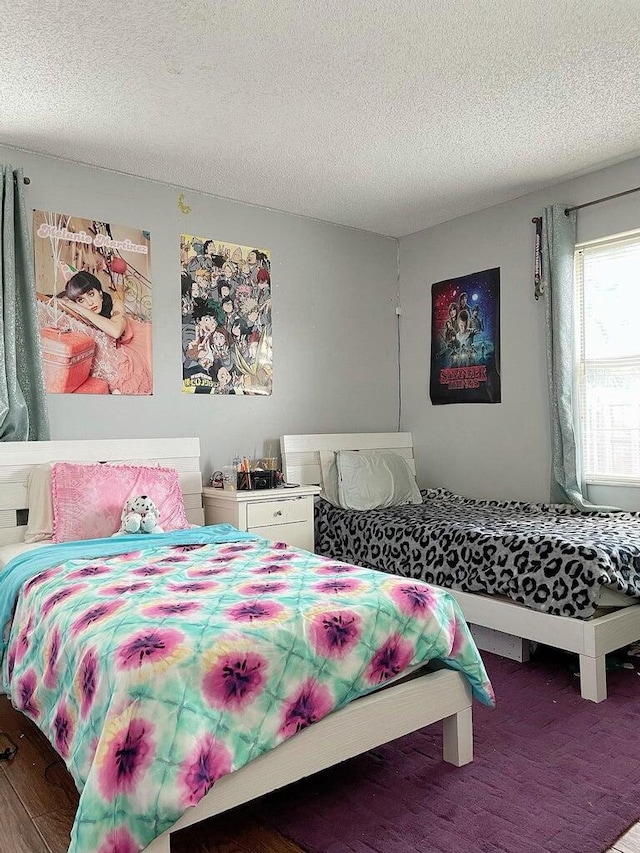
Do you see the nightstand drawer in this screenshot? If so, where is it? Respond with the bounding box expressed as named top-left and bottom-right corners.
top-left (202, 484), bottom-right (321, 551)
top-left (246, 497), bottom-right (311, 528)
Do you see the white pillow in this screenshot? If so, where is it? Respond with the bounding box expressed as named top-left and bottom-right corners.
top-left (24, 459), bottom-right (162, 544)
top-left (336, 450), bottom-right (422, 511)
top-left (24, 464), bottom-right (55, 543)
top-left (318, 450), bottom-right (341, 507)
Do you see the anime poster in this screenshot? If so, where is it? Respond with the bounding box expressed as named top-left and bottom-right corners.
top-left (181, 234), bottom-right (272, 395)
top-left (430, 267), bottom-right (501, 405)
top-left (33, 210), bottom-right (153, 395)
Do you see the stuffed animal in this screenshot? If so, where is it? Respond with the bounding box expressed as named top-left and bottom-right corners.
top-left (114, 495), bottom-right (164, 536)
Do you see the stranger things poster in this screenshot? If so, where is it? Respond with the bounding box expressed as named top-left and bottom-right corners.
top-left (430, 268), bottom-right (501, 405)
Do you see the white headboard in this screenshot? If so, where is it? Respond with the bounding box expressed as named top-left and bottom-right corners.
top-left (0, 437), bottom-right (204, 545)
top-left (280, 433), bottom-right (415, 486)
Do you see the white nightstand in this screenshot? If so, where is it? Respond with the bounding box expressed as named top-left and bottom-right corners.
top-left (202, 485), bottom-right (321, 551)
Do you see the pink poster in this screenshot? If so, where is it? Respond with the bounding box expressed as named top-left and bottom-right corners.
top-left (33, 210), bottom-right (153, 395)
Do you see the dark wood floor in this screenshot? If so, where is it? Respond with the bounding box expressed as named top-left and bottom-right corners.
top-left (0, 696), bottom-right (304, 853)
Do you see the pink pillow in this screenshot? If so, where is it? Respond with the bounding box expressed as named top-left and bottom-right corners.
top-left (51, 463), bottom-right (189, 543)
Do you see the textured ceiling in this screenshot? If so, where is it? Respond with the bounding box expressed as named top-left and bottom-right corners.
top-left (2, 0), bottom-right (640, 237)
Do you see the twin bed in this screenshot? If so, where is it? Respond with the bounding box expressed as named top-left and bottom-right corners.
top-left (281, 432), bottom-right (640, 704)
top-left (0, 437), bottom-right (492, 853)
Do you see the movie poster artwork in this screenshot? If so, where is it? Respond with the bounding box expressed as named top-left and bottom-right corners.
top-left (33, 210), bottom-right (153, 395)
top-left (181, 234), bottom-right (272, 395)
top-left (430, 267), bottom-right (501, 405)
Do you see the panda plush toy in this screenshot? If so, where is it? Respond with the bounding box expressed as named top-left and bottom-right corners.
top-left (114, 495), bottom-right (164, 536)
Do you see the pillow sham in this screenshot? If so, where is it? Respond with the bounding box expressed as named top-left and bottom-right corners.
top-left (24, 459), bottom-right (161, 544)
top-left (51, 462), bottom-right (188, 543)
top-left (336, 450), bottom-right (422, 511)
top-left (25, 464), bottom-right (55, 543)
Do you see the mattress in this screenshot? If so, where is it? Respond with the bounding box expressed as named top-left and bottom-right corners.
top-left (0, 541), bottom-right (53, 569)
top-left (315, 488), bottom-right (640, 619)
top-left (597, 586), bottom-right (637, 608)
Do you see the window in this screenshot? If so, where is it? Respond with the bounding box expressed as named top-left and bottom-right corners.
top-left (575, 230), bottom-right (640, 486)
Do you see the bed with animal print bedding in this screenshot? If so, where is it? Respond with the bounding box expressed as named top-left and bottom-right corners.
top-left (315, 488), bottom-right (640, 619)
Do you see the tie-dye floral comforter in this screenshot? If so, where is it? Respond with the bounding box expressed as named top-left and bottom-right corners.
top-left (1, 525), bottom-right (493, 853)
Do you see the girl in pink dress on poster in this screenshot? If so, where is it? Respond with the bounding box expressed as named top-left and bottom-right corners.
top-left (62, 271), bottom-right (153, 395)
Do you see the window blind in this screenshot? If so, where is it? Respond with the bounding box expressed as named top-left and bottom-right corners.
top-left (575, 232), bottom-right (640, 485)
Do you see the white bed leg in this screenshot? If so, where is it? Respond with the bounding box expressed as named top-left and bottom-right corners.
top-left (579, 654), bottom-right (607, 703)
top-left (143, 831), bottom-right (171, 853)
top-left (442, 706), bottom-right (473, 767)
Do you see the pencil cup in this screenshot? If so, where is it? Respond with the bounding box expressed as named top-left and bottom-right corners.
top-left (237, 471), bottom-right (252, 491)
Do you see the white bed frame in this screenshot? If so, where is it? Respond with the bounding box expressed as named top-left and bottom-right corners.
top-left (281, 432), bottom-right (640, 704)
top-left (0, 436), bottom-right (475, 853)
top-left (0, 436), bottom-right (206, 541)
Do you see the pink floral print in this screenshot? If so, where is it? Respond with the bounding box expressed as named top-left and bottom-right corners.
top-left (203, 648), bottom-right (268, 711)
top-left (53, 701), bottom-right (74, 758)
top-left (68, 564), bottom-right (111, 580)
top-left (226, 599), bottom-right (285, 623)
top-left (310, 609), bottom-right (362, 658)
top-left (97, 828), bottom-right (139, 853)
top-left (313, 577), bottom-right (363, 595)
top-left (279, 679), bottom-right (333, 738)
top-left (97, 715), bottom-right (155, 800)
top-left (178, 734), bottom-right (232, 807)
top-left (238, 581), bottom-right (289, 595)
top-left (70, 600), bottom-right (124, 637)
top-left (116, 628), bottom-right (185, 670)
top-left (42, 584), bottom-right (87, 619)
top-left (77, 648), bottom-right (99, 719)
top-left (143, 601), bottom-right (202, 618)
top-left (366, 634), bottom-right (414, 684)
top-left (389, 581), bottom-right (436, 617)
top-left (99, 580), bottom-right (151, 597)
top-left (16, 668), bottom-right (39, 716)
top-left (43, 626), bottom-right (61, 689)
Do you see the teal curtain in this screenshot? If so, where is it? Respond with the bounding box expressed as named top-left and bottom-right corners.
top-left (0, 165), bottom-right (50, 441)
top-left (541, 204), bottom-right (615, 511)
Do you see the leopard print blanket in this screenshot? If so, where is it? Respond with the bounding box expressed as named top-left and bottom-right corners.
top-left (315, 488), bottom-right (640, 619)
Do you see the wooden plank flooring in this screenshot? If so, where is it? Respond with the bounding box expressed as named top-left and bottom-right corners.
top-left (1, 694), bottom-right (639, 853)
top-left (0, 696), bottom-right (304, 853)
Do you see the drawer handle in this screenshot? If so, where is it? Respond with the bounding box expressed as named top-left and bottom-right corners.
top-left (274, 510), bottom-right (283, 517)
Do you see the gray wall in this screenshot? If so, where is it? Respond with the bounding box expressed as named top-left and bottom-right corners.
top-left (399, 155), bottom-right (640, 507)
top-left (1, 145), bottom-right (399, 481)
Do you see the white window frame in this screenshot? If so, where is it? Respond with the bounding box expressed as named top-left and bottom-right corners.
top-left (574, 227), bottom-right (640, 493)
